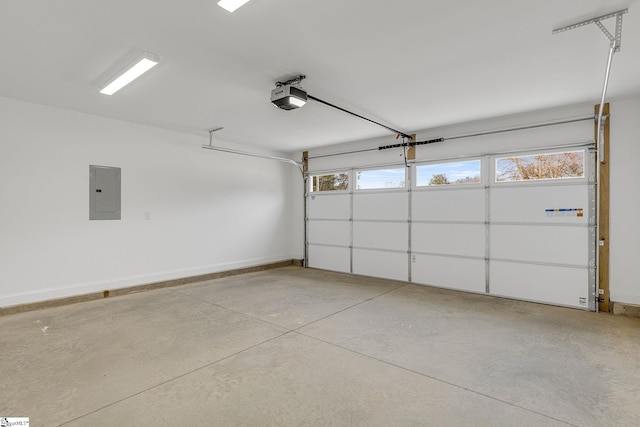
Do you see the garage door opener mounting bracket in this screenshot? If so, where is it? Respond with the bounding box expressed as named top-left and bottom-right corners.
top-left (553, 8), bottom-right (628, 163)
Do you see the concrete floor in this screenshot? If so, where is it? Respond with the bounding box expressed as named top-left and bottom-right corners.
top-left (1, 267), bottom-right (639, 426)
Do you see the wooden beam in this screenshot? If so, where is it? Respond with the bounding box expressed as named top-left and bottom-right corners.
top-left (302, 151), bottom-right (309, 268)
top-left (406, 134), bottom-right (416, 160)
top-left (596, 103), bottom-right (610, 312)
top-left (302, 151), bottom-right (309, 173)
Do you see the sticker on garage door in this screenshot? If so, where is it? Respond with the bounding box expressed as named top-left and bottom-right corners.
top-left (545, 208), bottom-right (583, 217)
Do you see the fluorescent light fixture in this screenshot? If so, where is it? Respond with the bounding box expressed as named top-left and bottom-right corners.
top-left (100, 53), bottom-right (159, 95)
top-left (217, 0), bottom-right (251, 13)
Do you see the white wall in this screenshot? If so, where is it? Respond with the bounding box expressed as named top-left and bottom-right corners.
top-left (610, 96), bottom-right (640, 305)
top-left (0, 96), bottom-right (295, 307)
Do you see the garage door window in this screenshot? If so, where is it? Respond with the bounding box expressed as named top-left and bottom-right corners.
top-left (310, 172), bottom-right (349, 192)
top-left (495, 150), bottom-right (585, 182)
top-left (356, 167), bottom-right (406, 190)
top-left (416, 160), bottom-right (481, 187)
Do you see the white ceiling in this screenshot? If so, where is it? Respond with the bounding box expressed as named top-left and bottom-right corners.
top-left (1, 0), bottom-right (638, 152)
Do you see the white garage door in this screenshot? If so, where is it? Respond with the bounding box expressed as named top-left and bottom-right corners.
top-left (307, 189), bottom-right (351, 273)
top-left (306, 143), bottom-right (596, 310)
top-left (411, 159), bottom-right (487, 294)
top-left (487, 148), bottom-right (595, 308)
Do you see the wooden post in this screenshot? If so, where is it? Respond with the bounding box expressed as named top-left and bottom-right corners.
top-left (302, 151), bottom-right (309, 268)
top-left (595, 104), bottom-right (610, 312)
top-left (407, 134), bottom-right (416, 160)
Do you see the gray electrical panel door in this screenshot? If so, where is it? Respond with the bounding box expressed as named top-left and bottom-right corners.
top-left (90, 165), bottom-right (121, 220)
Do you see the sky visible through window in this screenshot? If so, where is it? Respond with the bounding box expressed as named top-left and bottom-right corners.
top-left (357, 168), bottom-right (405, 189)
top-left (311, 151), bottom-right (583, 192)
top-left (416, 160), bottom-right (481, 186)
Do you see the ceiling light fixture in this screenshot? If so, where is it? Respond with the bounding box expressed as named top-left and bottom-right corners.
top-left (217, 0), bottom-right (251, 13)
top-left (99, 52), bottom-right (160, 96)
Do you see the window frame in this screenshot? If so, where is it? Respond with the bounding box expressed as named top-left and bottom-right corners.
top-left (414, 158), bottom-right (483, 188)
top-left (354, 166), bottom-right (408, 191)
top-left (308, 171), bottom-right (351, 193)
top-left (493, 149), bottom-right (587, 184)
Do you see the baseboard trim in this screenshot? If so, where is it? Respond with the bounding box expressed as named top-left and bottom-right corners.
top-left (611, 302), bottom-right (640, 318)
top-left (0, 259), bottom-right (304, 317)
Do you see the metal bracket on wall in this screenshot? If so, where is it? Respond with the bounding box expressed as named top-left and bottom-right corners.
top-left (553, 8), bottom-right (627, 51)
top-left (553, 8), bottom-right (628, 164)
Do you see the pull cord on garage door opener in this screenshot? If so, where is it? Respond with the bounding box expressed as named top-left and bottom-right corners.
top-left (553, 8), bottom-right (628, 163)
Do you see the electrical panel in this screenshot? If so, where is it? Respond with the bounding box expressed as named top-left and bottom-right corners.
top-left (90, 165), bottom-right (121, 220)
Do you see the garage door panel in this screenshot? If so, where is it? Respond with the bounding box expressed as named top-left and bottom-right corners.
top-left (412, 189), bottom-right (485, 222)
top-left (491, 185), bottom-right (589, 224)
top-left (412, 223), bottom-right (485, 258)
top-left (306, 143), bottom-right (594, 311)
top-left (491, 225), bottom-right (589, 266)
top-left (353, 222), bottom-right (407, 252)
top-left (308, 245), bottom-right (350, 273)
top-left (308, 194), bottom-right (350, 220)
top-left (308, 221), bottom-right (350, 247)
top-left (353, 192), bottom-right (408, 221)
top-left (353, 249), bottom-right (407, 281)
top-left (490, 261), bottom-right (590, 309)
top-left (412, 254), bottom-right (485, 293)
